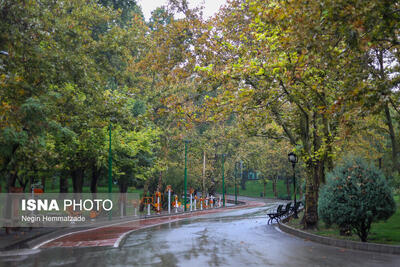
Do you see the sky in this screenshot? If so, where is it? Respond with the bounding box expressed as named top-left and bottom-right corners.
top-left (137, 0), bottom-right (228, 21)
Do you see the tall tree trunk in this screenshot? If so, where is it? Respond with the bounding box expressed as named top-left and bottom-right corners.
top-left (304, 160), bottom-right (324, 229)
top-left (241, 170), bottom-right (246, 190)
top-left (41, 174), bottom-right (46, 192)
top-left (90, 163), bottom-right (99, 194)
top-left (303, 112), bottom-right (324, 229)
top-left (384, 102), bottom-right (399, 174)
top-left (7, 170), bottom-right (17, 192)
top-left (17, 175), bottom-right (29, 192)
top-left (3, 144), bottom-right (19, 192)
top-left (72, 168), bottom-right (84, 193)
top-left (119, 179), bottom-right (128, 193)
top-left (263, 180), bottom-right (266, 198)
top-left (60, 170), bottom-right (68, 193)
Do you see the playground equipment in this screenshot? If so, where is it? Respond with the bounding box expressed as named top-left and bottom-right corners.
top-left (89, 207), bottom-right (102, 220)
top-left (141, 196), bottom-right (154, 215)
top-left (139, 185), bottom-right (224, 216)
top-left (172, 195), bottom-right (181, 213)
top-left (155, 191), bottom-right (161, 214)
top-left (140, 191), bottom-right (164, 215)
top-left (31, 183), bottom-right (43, 196)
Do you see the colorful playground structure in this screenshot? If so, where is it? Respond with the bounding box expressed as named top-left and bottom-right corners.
top-left (140, 185), bottom-right (224, 215)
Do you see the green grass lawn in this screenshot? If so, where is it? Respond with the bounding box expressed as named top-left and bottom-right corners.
top-left (225, 179), bottom-right (298, 199)
top-left (287, 195), bottom-right (400, 245)
top-left (367, 195), bottom-right (400, 244)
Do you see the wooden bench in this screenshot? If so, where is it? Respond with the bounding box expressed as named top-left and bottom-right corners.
top-left (267, 202), bottom-right (292, 224)
top-left (279, 202), bottom-right (292, 220)
top-left (267, 204), bottom-right (283, 224)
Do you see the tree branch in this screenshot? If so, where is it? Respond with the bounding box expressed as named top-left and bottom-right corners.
top-left (270, 105), bottom-right (297, 146)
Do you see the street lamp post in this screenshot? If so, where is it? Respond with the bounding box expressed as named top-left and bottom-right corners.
top-left (108, 123), bottom-right (112, 194)
top-left (288, 152), bottom-right (298, 218)
top-left (240, 160), bottom-right (243, 197)
top-left (221, 154), bottom-right (226, 207)
top-left (234, 162), bottom-right (238, 205)
top-left (107, 123), bottom-right (113, 220)
top-left (184, 140), bottom-right (190, 211)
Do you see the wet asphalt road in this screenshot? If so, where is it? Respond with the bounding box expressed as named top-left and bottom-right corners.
top-left (0, 203), bottom-right (399, 267)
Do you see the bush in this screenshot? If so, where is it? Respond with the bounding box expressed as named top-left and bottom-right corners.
top-left (318, 156), bottom-right (396, 242)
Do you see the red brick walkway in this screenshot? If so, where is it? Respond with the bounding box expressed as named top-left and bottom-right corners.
top-left (38, 200), bottom-right (265, 249)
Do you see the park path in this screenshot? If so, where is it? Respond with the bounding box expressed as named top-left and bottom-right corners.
top-left (38, 199), bottom-right (266, 249)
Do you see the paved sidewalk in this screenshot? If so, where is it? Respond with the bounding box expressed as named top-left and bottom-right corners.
top-left (37, 199), bottom-right (266, 249)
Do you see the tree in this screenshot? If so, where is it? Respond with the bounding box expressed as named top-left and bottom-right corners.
top-left (99, 0), bottom-right (143, 27)
top-left (318, 156), bottom-right (396, 242)
top-left (191, 0), bottom-right (364, 228)
top-left (320, 0), bottom-right (400, 175)
top-left (0, 0), bottom-right (152, 193)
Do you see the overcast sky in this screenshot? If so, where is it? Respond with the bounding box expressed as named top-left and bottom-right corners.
top-left (137, 0), bottom-right (228, 21)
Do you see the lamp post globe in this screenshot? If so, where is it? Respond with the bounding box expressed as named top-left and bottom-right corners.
top-left (288, 152), bottom-right (298, 166)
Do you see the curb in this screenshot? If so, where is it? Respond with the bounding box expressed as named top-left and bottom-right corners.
top-left (278, 222), bottom-right (400, 255)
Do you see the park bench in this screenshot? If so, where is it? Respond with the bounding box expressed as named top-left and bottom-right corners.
top-left (267, 204), bottom-right (283, 224)
top-left (278, 202), bottom-right (292, 220)
top-left (267, 202), bottom-right (293, 224)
